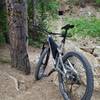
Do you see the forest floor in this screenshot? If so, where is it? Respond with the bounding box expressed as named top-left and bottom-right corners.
top-left (0, 45), bottom-right (63, 100)
top-left (0, 37), bottom-right (100, 100)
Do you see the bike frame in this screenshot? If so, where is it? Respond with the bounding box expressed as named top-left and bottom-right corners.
top-left (48, 35), bottom-right (66, 76)
top-left (42, 34), bottom-right (77, 78)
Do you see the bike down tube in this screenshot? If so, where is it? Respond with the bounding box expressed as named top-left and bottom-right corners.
top-left (58, 34), bottom-right (78, 75)
top-left (47, 35), bottom-right (64, 75)
top-left (47, 35), bottom-right (56, 66)
top-left (47, 35), bottom-right (67, 77)
top-left (56, 49), bottom-right (77, 78)
top-left (55, 55), bottom-right (65, 76)
top-left (58, 50), bottom-right (78, 76)
top-left (55, 49), bottom-right (67, 77)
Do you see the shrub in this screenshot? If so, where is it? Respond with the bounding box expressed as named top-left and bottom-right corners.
top-left (96, 0), bottom-right (100, 4)
top-left (0, 7), bottom-right (8, 44)
top-left (65, 17), bottom-right (100, 38)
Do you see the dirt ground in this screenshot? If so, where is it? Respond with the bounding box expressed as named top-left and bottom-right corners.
top-left (0, 40), bottom-right (100, 100)
top-left (0, 45), bottom-right (64, 100)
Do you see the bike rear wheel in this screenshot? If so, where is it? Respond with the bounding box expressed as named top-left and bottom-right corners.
top-left (35, 48), bottom-right (50, 80)
top-left (58, 51), bottom-right (94, 100)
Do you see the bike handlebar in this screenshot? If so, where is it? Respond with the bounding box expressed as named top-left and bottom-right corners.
top-left (33, 24), bottom-right (74, 37)
top-left (33, 24), bottom-right (50, 34)
top-left (33, 24), bottom-right (61, 35)
top-left (49, 32), bottom-right (61, 35)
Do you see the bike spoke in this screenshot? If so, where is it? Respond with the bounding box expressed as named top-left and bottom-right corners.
top-left (61, 55), bottom-right (88, 100)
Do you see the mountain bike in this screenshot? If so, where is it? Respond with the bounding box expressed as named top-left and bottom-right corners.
top-left (34, 24), bottom-right (94, 100)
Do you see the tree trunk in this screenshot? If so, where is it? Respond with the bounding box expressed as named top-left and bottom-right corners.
top-left (32, 0), bottom-right (35, 25)
top-left (0, 0), bottom-right (5, 9)
top-left (6, 0), bottom-right (31, 74)
top-left (31, 0), bottom-right (37, 39)
top-left (80, 0), bottom-right (86, 8)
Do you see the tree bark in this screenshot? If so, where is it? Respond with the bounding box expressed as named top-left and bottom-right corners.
top-left (31, 0), bottom-right (37, 39)
top-left (32, 0), bottom-right (35, 25)
top-left (0, 0), bottom-right (5, 9)
top-left (6, 0), bottom-right (31, 74)
top-left (80, 0), bottom-right (86, 8)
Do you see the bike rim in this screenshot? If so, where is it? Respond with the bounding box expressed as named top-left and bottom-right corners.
top-left (62, 56), bottom-right (87, 100)
top-left (38, 53), bottom-right (48, 79)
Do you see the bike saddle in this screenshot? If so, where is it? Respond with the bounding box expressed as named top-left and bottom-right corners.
top-left (62, 24), bottom-right (74, 30)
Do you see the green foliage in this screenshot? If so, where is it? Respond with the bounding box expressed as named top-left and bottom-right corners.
top-left (0, 57), bottom-right (10, 64)
top-left (96, 0), bottom-right (100, 4)
top-left (0, 33), bottom-right (5, 44)
top-left (36, 0), bottom-right (59, 27)
top-left (65, 17), bottom-right (100, 38)
top-left (28, 0), bottom-right (59, 47)
top-left (37, 0), bottom-right (59, 16)
top-left (0, 8), bottom-right (8, 44)
top-left (66, 0), bottom-right (79, 5)
top-left (29, 33), bottom-right (46, 48)
top-left (28, 0), bottom-right (59, 26)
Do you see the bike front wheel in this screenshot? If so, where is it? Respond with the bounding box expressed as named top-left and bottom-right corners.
top-left (35, 48), bottom-right (50, 80)
top-left (58, 51), bottom-right (94, 100)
